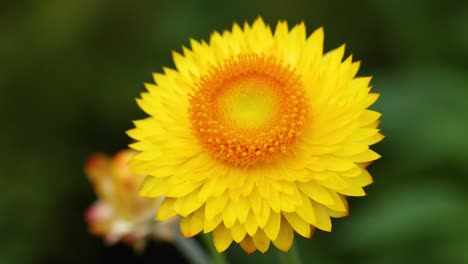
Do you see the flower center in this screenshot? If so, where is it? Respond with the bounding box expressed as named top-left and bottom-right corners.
top-left (189, 54), bottom-right (307, 167)
top-left (217, 76), bottom-right (279, 130)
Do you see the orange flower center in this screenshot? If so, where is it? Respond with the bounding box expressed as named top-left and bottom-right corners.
top-left (189, 54), bottom-right (307, 166)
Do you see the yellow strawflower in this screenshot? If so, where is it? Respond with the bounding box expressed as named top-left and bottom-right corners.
top-left (128, 17), bottom-right (383, 254)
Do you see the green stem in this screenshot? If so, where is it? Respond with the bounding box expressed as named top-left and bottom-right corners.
top-left (200, 233), bottom-right (229, 264)
top-left (279, 243), bottom-right (302, 264)
top-left (173, 226), bottom-right (211, 264)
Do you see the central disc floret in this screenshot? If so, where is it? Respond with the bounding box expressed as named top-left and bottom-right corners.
top-left (189, 54), bottom-right (307, 166)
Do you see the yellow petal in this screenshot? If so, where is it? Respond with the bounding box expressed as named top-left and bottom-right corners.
top-left (358, 110), bottom-right (381, 127)
top-left (199, 173), bottom-right (228, 201)
top-left (205, 194), bottom-right (228, 220)
top-left (263, 210), bottom-right (281, 241)
top-left (223, 199), bottom-right (239, 228)
top-left (351, 128), bottom-right (380, 142)
top-left (239, 236), bottom-right (257, 254)
top-left (295, 193), bottom-right (316, 225)
top-left (298, 180), bottom-right (334, 205)
top-left (284, 21), bottom-right (306, 65)
top-left (318, 172), bottom-right (350, 191)
top-left (273, 21), bottom-right (289, 53)
top-left (212, 224), bottom-right (233, 252)
top-left (326, 207), bottom-right (348, 218)
top-left (255, 200), bottom-right (271, 228)
top-left (305, 27), bottom-right (324, 63)
top-left (172, 50), bottom-right (197, 78)
top-left (230, 221), bottom-right (247, 242)
top-left (280, 193), bottom-right (297, 212)
top-left (246, 17), bottom-right (273, 53)
top-left (349, 76), bottom-right (372, 92)
top-left (128, 140), bottom-right (153, 151)
top-left (323, 189), bottom-right (348, 212)
top-left (233, 197), bottom-right (250, 224)
top-left (310, 201), bottom-right (332, 231)
top-left (244, 211), bottom-right (259, 236)
top-left (180, 209), bottom-right (204, 237)
top-left (173, 189), bottom-right (205, 216)
top-left (139, 176), bottom-right (168, 197)
top-left (348, 149), bottom-right (381, 163)
top-left (204, 212), bottom-right (223, 233)
top-left (347, 168), bottom-right (374, 187)
top-left (273, 219), bottom-right (294, 252)
top-left (283, 212), bottom-right (311, 238)
top-left (337, 185), bottom-right (366, 196)
top-left (256, 178), bottom-right (272, 200)
top-left (320, 156), bottom-right (357, 171)
top-left (268, 190), bottom-right (281, 213)
top-left (340, 166), bottom-right (362, 177)
top-left (155, 197), bottom-right (177, 221)
top-left (363, 93), bottom-right (379, 108)
top-left (360, 132), bottom-right (384, 145)
top-left (249, 189), bottom-right (262, 218)
top-left (251, 229), bottom-right (270, 253)
top-left (166, 179), bottom-right (203, 197)
top-left (335, 143), bottom-right (369, 157)
top-left (241, 175), bottom-right (255, 196)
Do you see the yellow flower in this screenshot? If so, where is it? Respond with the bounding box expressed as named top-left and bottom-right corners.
top-left (85, 150), bottom-right (178, 251)
top-left (128, 17), bottom-right (383, 254)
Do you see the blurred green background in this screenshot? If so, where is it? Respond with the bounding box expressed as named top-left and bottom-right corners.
top-left (1, 0), bottom-right (467, 263)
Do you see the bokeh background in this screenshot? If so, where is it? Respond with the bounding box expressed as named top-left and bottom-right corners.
top-left (1, 0), bottom-right (467, 263)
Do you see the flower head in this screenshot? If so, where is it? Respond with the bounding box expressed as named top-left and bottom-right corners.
top-left (85, 150), bottom-right (178, 251)
top-left (128, 17), bottom-right (383, 253)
